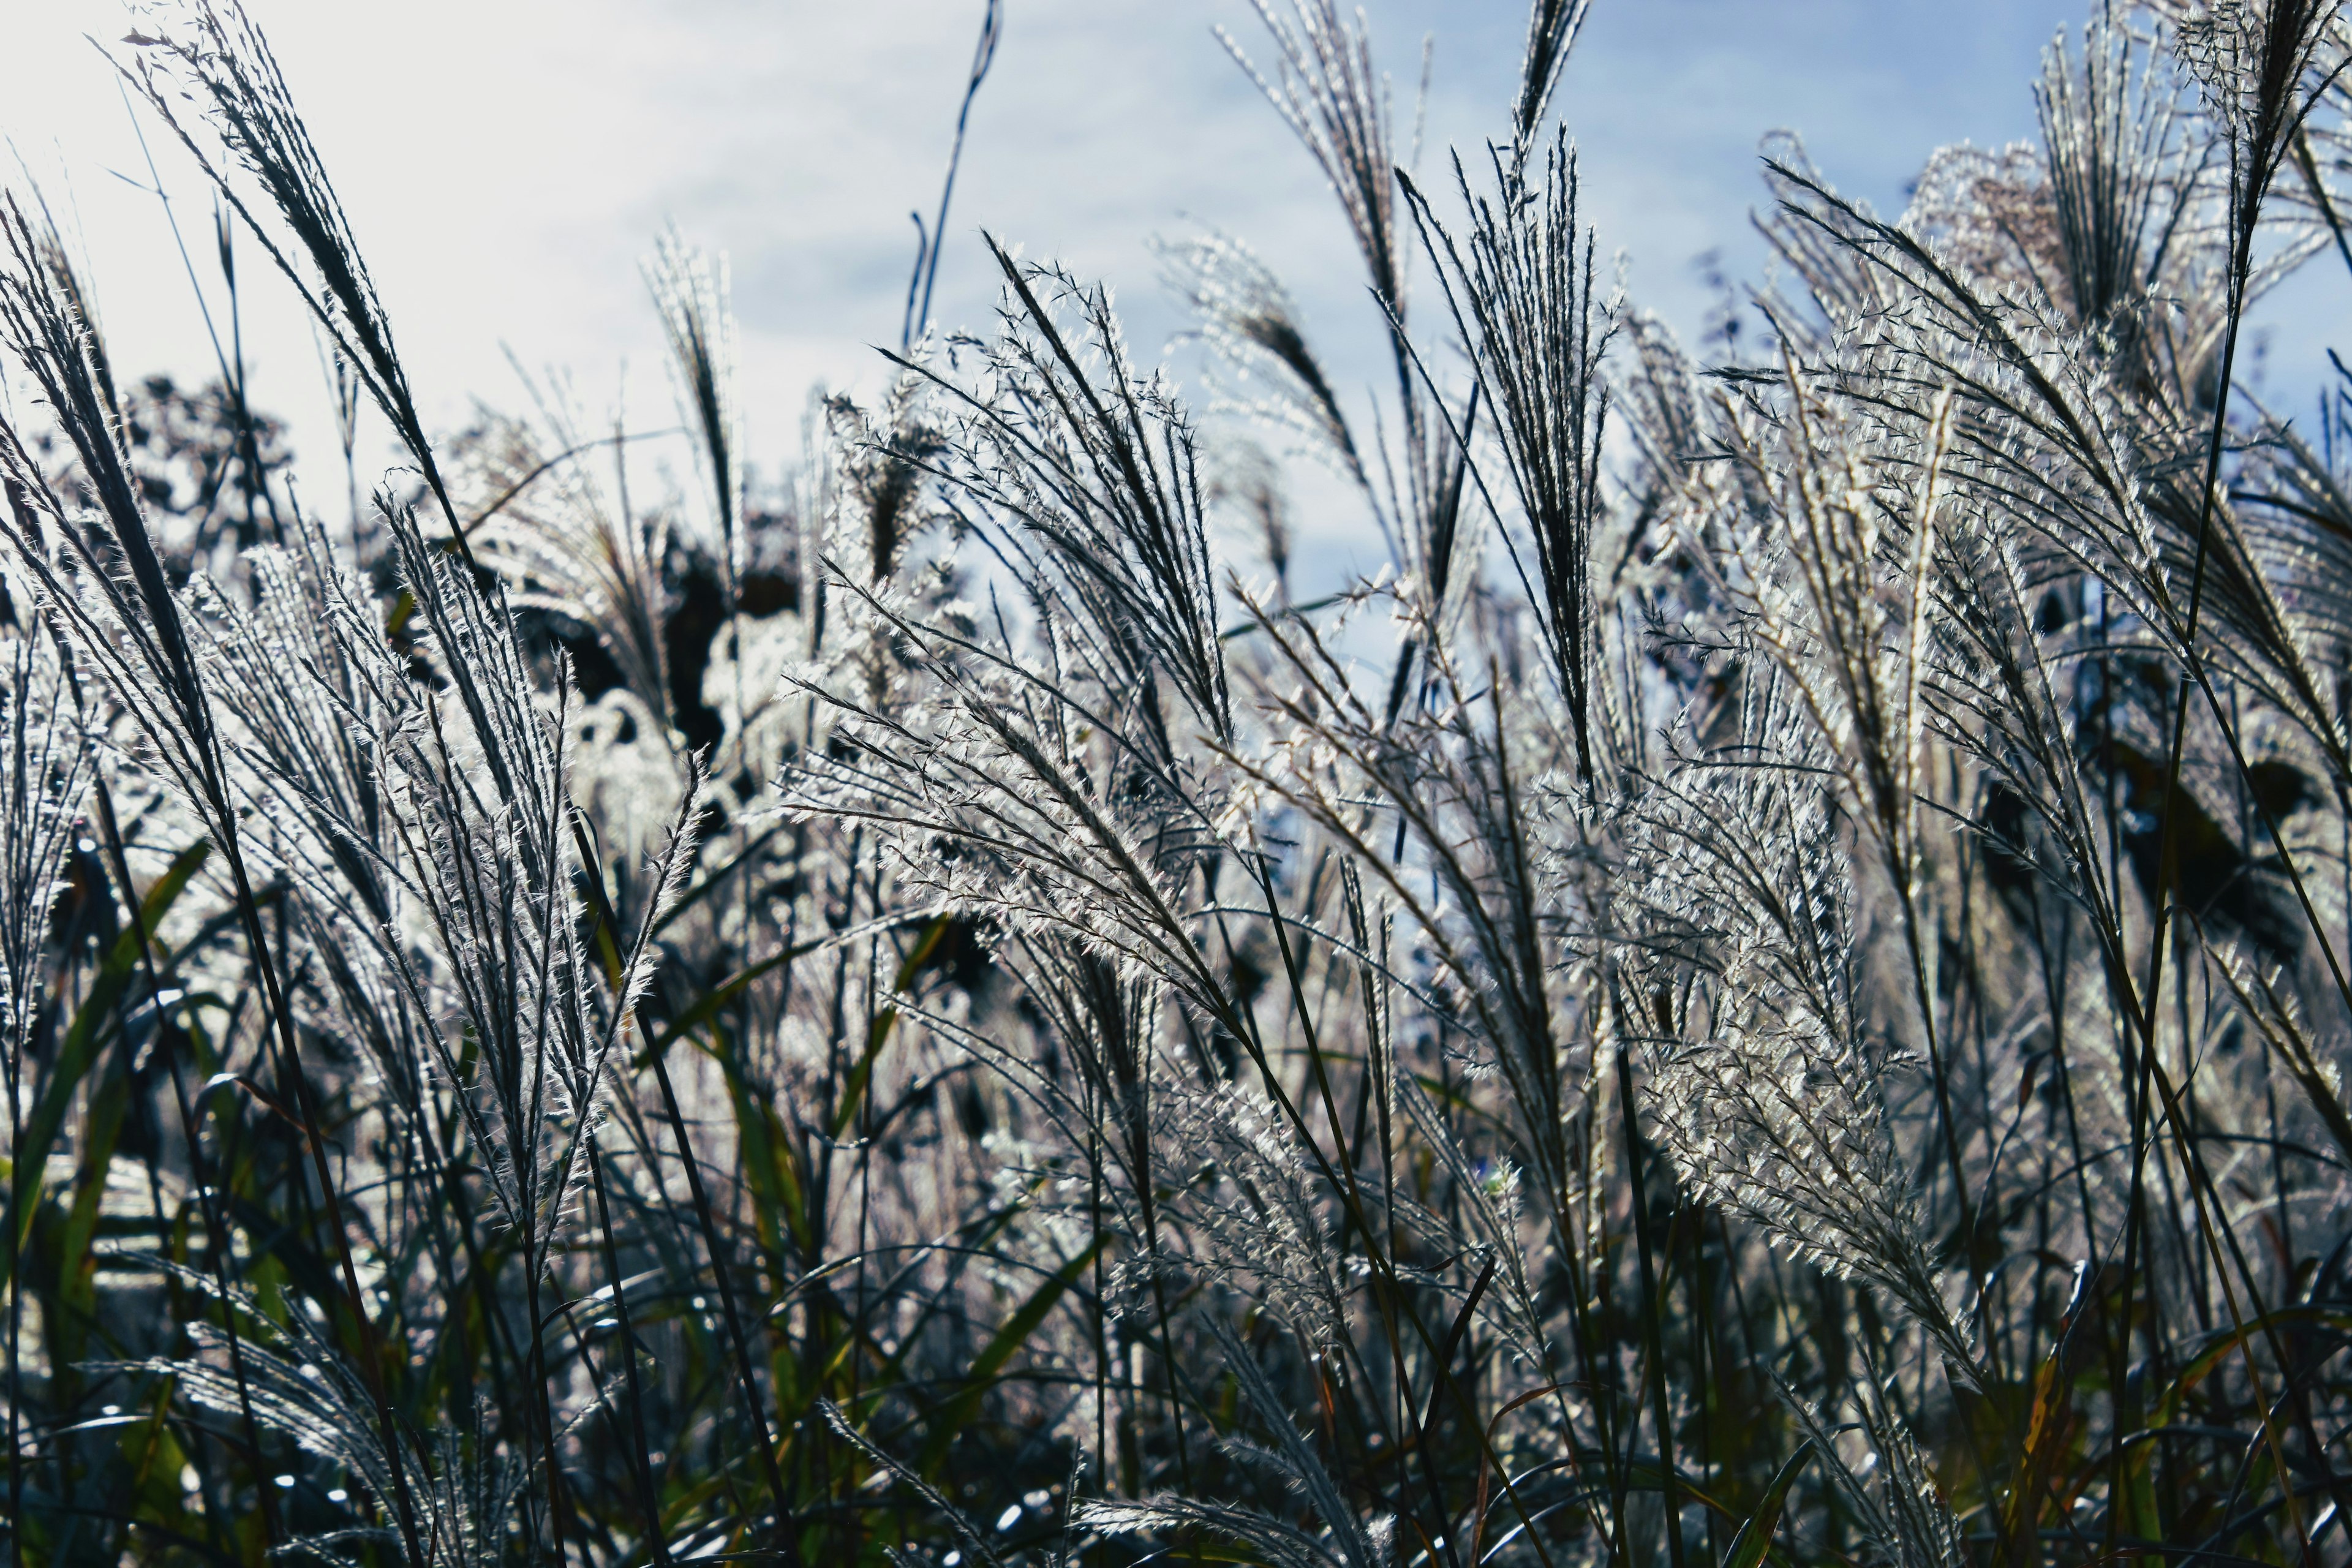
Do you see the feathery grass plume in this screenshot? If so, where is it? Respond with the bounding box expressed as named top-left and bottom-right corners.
top-left (0, 617), bottom-right (96, 1552)
top-left (1625, 673), bottom-right (1978, 1384)
top-left (1155, 231), bottom-right (1374, 510)
top-left (2022, 16), bottom-right (2346, 786)
top-left (1512, 0), bottom-right (1593, 154)
top-left (1224, 0), bottom-right (1472, 573)
top-left (0, 620), bottom-right (92, 1068)
top-left (119, 0), bottom-right (473, 560)
top-left (1699, 364), bottom-right (1947, 951)
top-left (1079, 1310), bottom-right (1392, 1568)
top-left (339, 499), bottom-right (638, 1241)
top-left (2236, 366), bottom-right (2352, 738)
top-left (14, 191), bottom-right (120, 428)
top-left (1227, 575), bottom-right (1627, 1210)
top-left (1205, 439), bottom-right (1297, 600)
top-left (202, 498), bottom-right (712, 1550)
top-left (2037, 18), bottom-right (2194, 328)
top-left (459, 389), bottom-right (678, 732)
top-left (646, 227), bottom-right (742, 578)
top-left (1918, 468), bottom-right (2141, 992)
top-left (1613, 312), bottom-right (1705, 538)
top-left (2208, 937), bottom-right (2352, 1164)
top-left (177, 537), bottom-right (427, 1104)
top-left (820, 367), bottom-right (944, 605)
top-left (1406, 127), bottom-right (1621, 776)
top-left (1758, 155), bottom-right (2337, 762)
top-left (1227, 584), bottom-right (1593, 1173)
top-left (1759, 107), bottom-right (2352, 1068)
top-left (0, 194), bottom-right (213, 780)
top-left (1751, 137), bottom-right (1885, 337)
top-left (205, 488), bottom-right (649, 1228)
top-left (935, 936), bottom-right (1159, 1224)
top-left (1147, 1077), bottom-right (1351, 1355)
top-left (1784, 1367), bottom-right (1968, 1568)
top-left (889, 244), bottom-right (1234, 750)
top-left (0, 199), bottom-right (429, 1519)
top-left (96, 1272), bottom-right (527, 1568)
top-left (1904, 138), bottom-right (2071, 300)
top-left (0, 183), bottom-right (447, 1564)
top-left (2149, 0), bottom-right (2345, 908)
top-left (780, 595), bottom-right (1234, 1022)
top-left (1222, 1), bottom-right (1411, 350)
top-left (2284, 0), bottom-right (2352, 264)
top-left (1386, 1060), bottom-right (1566, 1393)
top-left (2173, 0), bottom-right (2350, 252)
top-left (1215, 582), bottom-right (1625, 1532)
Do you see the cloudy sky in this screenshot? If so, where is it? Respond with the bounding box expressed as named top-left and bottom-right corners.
top-left (2, 0), bottom-right (2337, 541)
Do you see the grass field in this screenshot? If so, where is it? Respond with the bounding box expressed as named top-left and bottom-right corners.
top-left (7, 1), bottom-right (2352, 1562)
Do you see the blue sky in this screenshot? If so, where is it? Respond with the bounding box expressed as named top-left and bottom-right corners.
top-left (3, 0), bottom-right (2335, 537)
